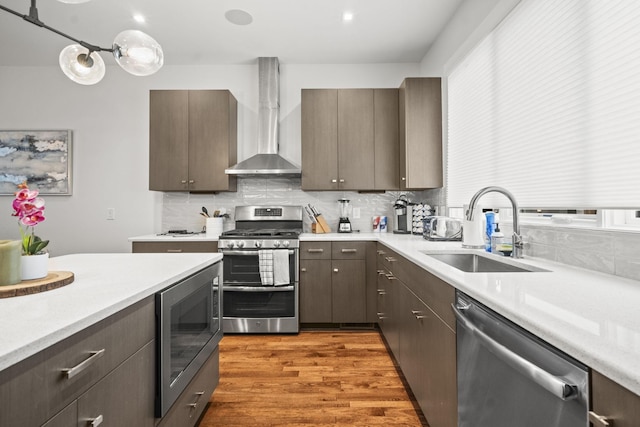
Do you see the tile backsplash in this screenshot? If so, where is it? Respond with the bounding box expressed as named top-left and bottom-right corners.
top-left (522, 225), bottom-right (640, 282)
top-left (161, 177), bottom-right (444, 234)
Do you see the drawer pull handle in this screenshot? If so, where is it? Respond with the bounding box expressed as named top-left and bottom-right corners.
top-left (341, 248), bottom-right (357, 253)
top-left (377, 250), bottom-right (386, 255)
top-left (385, 273), bottom-right (396, 280)
top-left (307, 248), bottom-right (324, 253)
top-left (301, 268), bottom-right (307, 272)
top-left (63, 349), bottom-right (105, 379)
top-left (384, 256), bottom-right (397, 262)
top-left (188, 180), bottom-right (195, 184)
top-left (331, 179), bottom-right (337, 183)
top-left (377, 269), bottom-right (385, 275)
top-left (333, 268), bottom-right (339, 273)
top-left (411, 310), bottom-right (426, 320)
top-left (377, 289), bottom-right (386, 295)
top-left (88, 414), bottom-right (103, 427)
top-left (588, 411), bottom-right (610, 427)
top-left (167, 249), bottom-right (183, 253)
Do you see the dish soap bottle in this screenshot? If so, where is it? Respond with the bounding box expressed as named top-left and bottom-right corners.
top-left (491, 223), bottom-right (505, 254)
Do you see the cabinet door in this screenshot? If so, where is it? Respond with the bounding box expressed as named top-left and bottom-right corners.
top-left (299, 259), bottom-right (332, 323)
top-left (132, 241), bottom-right (218, 253)
top-left (337, 89), bottom-right (375, 190)
top-left (77, 341), bottom-right (155, 427)
top-left (399, 78), bottom-right (443, 190)
top-left (301, 89), bottom-right (339, 190)
top-left (331, 259), bottom-right (366, 323)
top-left (189, 90), bottom-right (237, 192)
top-left (591, 370), bottom-right (640, 427)
top-left (149, 90), bottom-right (189, 191)
top-left (374, 89), bottom-right (400, 190)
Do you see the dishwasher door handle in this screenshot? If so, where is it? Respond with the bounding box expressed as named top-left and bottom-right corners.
top-left (452, 303), bottom-right (579, 401)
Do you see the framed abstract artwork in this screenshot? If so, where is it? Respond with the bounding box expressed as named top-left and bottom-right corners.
top-left (0, 130), bottom-right (72, 195)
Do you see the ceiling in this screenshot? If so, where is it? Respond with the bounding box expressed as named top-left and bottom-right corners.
top-left (0, 0), bottom-right (463, 67)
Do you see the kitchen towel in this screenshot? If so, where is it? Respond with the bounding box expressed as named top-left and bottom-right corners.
top-left (273, 249), bottom-right (290, 286)
top-left (258, 249), bottom-right (290, 286)
top-left (259, 250), bottom-right (274, 286)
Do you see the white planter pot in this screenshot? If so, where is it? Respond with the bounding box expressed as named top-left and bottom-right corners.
top-left (21, 253), bottom-right (49, 281)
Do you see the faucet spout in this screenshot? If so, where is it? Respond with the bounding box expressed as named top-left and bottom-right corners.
top-left (466, 186), bottom-right (523, 258)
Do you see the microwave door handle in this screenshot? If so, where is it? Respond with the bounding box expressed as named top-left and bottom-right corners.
top-left (451, 304), bottom-right (579, 401)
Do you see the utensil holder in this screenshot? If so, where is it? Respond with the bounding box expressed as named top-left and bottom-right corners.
top-left (206, 217), bottom-right (224, 238)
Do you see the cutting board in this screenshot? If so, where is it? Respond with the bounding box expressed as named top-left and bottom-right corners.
top-left (0, 271), bottom-right (74, 298)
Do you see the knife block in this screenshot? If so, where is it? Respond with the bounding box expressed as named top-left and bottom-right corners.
top-left (312, 215), bottom-right (331, 233)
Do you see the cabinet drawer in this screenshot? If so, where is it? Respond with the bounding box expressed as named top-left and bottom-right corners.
top-left (132, 241), bottom-right (218, 253)
top-left (0, 297), bottom-right (154, 427)
top-left (377, 244), bottom-right (400, 271)
top-left (332, 242), bottom-right (366, 260)
top-left (157, 346), bottom-right (220, 427)
top-left (42, 402), bottom-right (77, 427)
top-left (300, 242), bottom-right (332, 259)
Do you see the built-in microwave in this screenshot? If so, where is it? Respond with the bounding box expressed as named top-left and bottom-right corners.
top-left (155, 261), bottom-right (223, 417)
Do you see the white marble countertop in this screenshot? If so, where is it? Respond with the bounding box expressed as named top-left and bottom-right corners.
top-left (301, 232), bottom-right (640, 396)
top-left (129, 233), bottom-right (219, 242)
top-left (0, 253), bottom-right (222, 372)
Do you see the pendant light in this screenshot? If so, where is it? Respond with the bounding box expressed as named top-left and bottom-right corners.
top-left (0, 0), bottom-right (164, 85)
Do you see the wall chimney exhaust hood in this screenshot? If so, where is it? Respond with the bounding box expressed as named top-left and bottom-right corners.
top-left (225, 57), bottom-right (301, 176)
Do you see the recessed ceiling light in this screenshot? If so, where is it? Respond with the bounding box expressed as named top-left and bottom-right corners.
top-left (225, 9), bottom-right (253, 26)
top-left (343, 11), bottom-right (354, 22)
top-left (133, 14), bottom-right (146, 24)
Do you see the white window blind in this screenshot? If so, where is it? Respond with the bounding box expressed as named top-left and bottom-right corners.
top-left (447, 0), bottom-right (640, 209)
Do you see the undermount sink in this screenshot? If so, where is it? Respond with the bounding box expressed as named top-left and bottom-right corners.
top-left (421, 251), bottom-right (549, 273)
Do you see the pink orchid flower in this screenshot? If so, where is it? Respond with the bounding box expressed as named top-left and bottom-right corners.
top-left (20, 211), bottom-right (46, 226)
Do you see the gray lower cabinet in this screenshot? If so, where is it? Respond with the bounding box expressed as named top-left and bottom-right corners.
top-left (376, 243), bottom-right (457, 427)
top-left (300, 241), bottom-right (374, 324)
top-left (132, 241), bottom-right (219, 253)
top-left (590, 370), bottom-right (640, 427)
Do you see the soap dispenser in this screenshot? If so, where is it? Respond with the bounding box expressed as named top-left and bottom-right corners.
top-left (491, 223), bottom-right (505, 254)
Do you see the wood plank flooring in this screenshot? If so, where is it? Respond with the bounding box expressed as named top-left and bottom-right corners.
top-left (198, 330), bottom-right (428, 427)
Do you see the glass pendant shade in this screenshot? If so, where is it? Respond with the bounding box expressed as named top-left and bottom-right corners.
top-left (59, 44), bottom-right (105, 85)
top-left (112, 30), bottom-right (164, 76)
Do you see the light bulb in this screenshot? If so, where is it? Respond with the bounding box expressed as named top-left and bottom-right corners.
top-left (112, 30), bottom-right (164, 76)
top-left (59, 44), bottom-right (105, 85)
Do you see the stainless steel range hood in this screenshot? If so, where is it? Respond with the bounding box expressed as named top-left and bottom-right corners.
top-left (225, 57), bottom-right (301, 176)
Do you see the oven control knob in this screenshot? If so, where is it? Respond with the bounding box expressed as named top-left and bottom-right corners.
top-left (227, 241), bottom-right (235, 248)
top-left (236, 241), bottom-right (245, 248)
top-left (273, 241), bottom-right (281, 248)
top-left (255, 241), bottom-right (262, 248)
top-left (282, 240), bottom-right (291, 248)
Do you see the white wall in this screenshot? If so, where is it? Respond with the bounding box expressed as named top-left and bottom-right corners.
top-left (0, 62), bottom-right (418, 255)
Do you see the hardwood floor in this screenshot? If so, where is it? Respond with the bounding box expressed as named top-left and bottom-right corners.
top-left (198, 330), bottom-right (428, 427)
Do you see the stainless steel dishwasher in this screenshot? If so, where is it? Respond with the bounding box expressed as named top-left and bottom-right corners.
top-left (453, 291), bottom-right (588, 427)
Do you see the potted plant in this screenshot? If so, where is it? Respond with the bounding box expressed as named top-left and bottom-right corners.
top-left (12, 182), bottom-right (50, 280)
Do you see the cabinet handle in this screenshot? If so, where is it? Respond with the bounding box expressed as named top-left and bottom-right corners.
top-left (301, 268), bottom-right (307, 272)
top-left (377, 250), bottom-right (386, 255)
top-left (377, 312), bottom-right (387, 320)
top-left (377, 289), bottom-right (386, 295)
top-left (188, 180), bottom-right (195, 184)
top-left (588, 411), bottom-right (610, 427)
top-left (339, 179), bottom-right (345, 183)
top-left (411, 310), bottom-right (426, 320)
top-left (385, 273), bottom-right (396, 280)
top-left (307, 248), bottom-right (324, 253)
top-left (401, 177), bottom-right (406, 181)
top-left (333, 268), bottom-right (339, 273)
top-left (341, 248), bottom-right (357, 253)
top-left (181, 180), bottom-right (187, 184)
top-left (88, 414), bottom-right (103, 427)
top-left (167, 249), bottom-right (183, 253)
top-left (377, 270), bottom-right (386, 276)
top-left (384, 256), bottom-right (397, 262)
top-left (331, 179), bottom-right (337, 183)
top-left (62, 349), bottom-right (105, 379)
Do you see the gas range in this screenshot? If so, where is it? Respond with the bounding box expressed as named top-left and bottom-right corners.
top-left (217, 206), bottom-right (303, 250)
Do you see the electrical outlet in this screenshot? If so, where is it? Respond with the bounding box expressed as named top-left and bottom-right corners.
top-left (352, 207), bottom-right (361, 219)
top-left (107, 208), bottom-right (116, 220)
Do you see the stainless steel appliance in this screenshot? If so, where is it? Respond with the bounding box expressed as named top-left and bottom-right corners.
top-left (337, 198), bottom-right (352, 233)
top-left (155, 262), bottom-right (223, 417)
top-left (218, 205), bottom-right (302, 333)
top-left (453, 291), bottom-right (588, 427)
top-left (393, 195), bottom-right (413, 234)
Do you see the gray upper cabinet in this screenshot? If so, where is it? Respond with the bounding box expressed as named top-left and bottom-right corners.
top-left (301, 88), bottom-right (399, 191)
top-left (399, 78), bottom-right (443, 190)
top-left (149, 90), bottom-right (237, 192)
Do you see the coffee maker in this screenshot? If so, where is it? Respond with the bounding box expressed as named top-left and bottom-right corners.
top-left (393, 195), bottom-right (413, 234)
top-left (337, 198), bottom-right (352, 233)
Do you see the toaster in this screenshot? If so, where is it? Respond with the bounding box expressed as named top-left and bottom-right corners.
top-left (423, 217), bottom-right (463, 241)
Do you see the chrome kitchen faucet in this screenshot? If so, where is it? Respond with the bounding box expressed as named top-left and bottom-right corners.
top-left (465, 186), bottom-right (524, 258)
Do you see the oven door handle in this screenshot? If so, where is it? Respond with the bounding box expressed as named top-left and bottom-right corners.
top-left (220, 250), bottom-right (295, 256)
top-left (223, 285), bottom-right (295, 292)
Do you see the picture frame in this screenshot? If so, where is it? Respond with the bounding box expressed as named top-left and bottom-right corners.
top-left (0, 130), bottom-right (72, 195)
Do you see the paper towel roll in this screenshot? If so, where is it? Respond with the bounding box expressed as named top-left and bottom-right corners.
top-left (462, 204), bottom-right (485, 248)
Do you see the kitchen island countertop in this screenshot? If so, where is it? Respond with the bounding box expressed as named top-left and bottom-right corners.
top-left (301, 232), bottom-right (640, 397)
top-left (0, 252), bottom-right (222, 372)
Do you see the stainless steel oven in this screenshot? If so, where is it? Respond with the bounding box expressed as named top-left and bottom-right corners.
top-left (219, 206), bottom-right (302, 334)
top-left (155, 261), bottom-right (222, 417)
